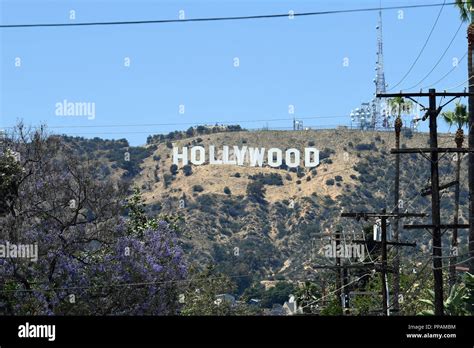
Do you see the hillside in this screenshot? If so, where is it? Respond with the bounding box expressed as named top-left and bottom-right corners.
top-left (64, 128), bottom-right (470, 293)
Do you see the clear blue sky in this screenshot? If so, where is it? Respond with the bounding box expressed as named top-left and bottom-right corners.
top-left (0, 0), bottom-right (469, 145)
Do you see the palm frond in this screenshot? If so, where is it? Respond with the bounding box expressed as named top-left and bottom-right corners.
top-left (387, 97), bottom-right (412, 118)
top-left (442, 111), bottom-right (455, 125)
top-left (443, 103), bottom-right (469, 128)
top-left (455, 0), bottom-right (472, 22)
top-left (454, 103), bottom-right (469, 128)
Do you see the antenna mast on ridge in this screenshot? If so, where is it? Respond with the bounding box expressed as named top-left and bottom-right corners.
top-left (374, 1), bottom-right (388, 128)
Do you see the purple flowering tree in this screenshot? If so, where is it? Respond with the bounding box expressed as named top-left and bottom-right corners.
top-left (0, 125), bottom-right (187, 315)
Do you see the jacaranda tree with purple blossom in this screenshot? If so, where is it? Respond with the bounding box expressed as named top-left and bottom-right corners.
top-left (85, 188), bottom-right (187, 315)
top-left (0, 124), bottom-right (187, 315)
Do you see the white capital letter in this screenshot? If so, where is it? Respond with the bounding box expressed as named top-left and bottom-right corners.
top-left (209, 145), bottom-right (222, 164)
top-left (191, 146), bottom-right (205, 165)
top-left (267, 148), bottom-right (282, 167)
top-left (173, 147), bottom-right (188, 166)
top-left (305, 148), bottom-right (319, 167)
top-left (286, 149), bottom-right (300, 168)
top-left (223, 146), bottom-right (236, 165)
top-left (233, 146), bottom-right (248, 166)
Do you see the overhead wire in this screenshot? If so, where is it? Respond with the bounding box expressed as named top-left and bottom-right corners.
top-left (388, 0), bottom-right (447, 91)
top-left (300, 272), bottom-right (374, 309)
top-left (2, 115), bottom-right (350, 130)
top-left (421, 51), bottom-right (467, 89)
top-left (402, 21), bottom-right (464, 90)
top-left (0, 2), bottom-right (459, 29)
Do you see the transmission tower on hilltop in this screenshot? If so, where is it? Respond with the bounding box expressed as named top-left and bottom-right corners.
top-left (374, 7), bottom-right (388, 128)
top-left (351, 6), bottom-right (389, 130)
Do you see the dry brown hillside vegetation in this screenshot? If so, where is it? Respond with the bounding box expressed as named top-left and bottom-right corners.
top-left (63, 128), bottom-right (470, 293)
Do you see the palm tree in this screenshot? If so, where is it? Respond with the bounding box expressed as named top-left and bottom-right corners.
top-left (387, 96), bottom-right (412, 314)
top-left (455, 0), bottom-right (474, 276)
top-left (442, 103), bottom-right (469, 290)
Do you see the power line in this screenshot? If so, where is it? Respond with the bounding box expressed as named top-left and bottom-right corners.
top-left (389, 137), bottom-right (454, 216)
top-left (6, 122), bottom-right (435, 137)
top-left (445, 75), bottom-right (474, 91)
top-left (432, 256), bottom-right (474, 269)
top-left (377, 89), bottom-right (471, 315)
top-left (0, 2), bottom-right (459, 29)
top-left (44, 125), bottom-right (350, 136)
top-left (387, 258), bottom-right (432, 312)
top-left (2, 115), bottom-right (349, 130)
top-left (301, 273), bottom-right (373, 309)
top-left (386, 209), bottom-right (452, 314)
top-left (421, 51), bottom-right (467, 89)
top-left (0, 273), bottom-right (253, 294)
top-left (403, 21), bottom-right (464, 90)
top-left (388, 0), bottom-right (447, 91)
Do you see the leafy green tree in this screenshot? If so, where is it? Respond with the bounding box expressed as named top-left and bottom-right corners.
top-left (259, 282), bottom-right (295, 308)
top-left (180, 266), bottom-right (255, 315)
top-left (241, 281), bottom-right (296, 309)
top-left (294, 281), bottom-right (320, 313)
top-left (319, 297), bottom-right (343, 316)
top-left (126, 186), bottom-right (184, 236)
top-left (351, 275), bottom-right (383, 315)
top-left (125, 187), bottom-right (149, 237)
top-left (0, 149), bottom-right (22, 216)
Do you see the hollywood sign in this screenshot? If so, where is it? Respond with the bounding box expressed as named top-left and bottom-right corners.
top-left (172, 146), bottom-right (320, 168)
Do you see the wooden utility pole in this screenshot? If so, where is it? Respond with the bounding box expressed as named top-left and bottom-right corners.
top-left (332, 227), bottom-right (351, 314)
top-left (378, 89), bottom-right (473, 316)
top-left (469, 12), bottom-right (474, 277)
top-left (450, 150), bottom-right (461, 289)
top-left (393, 112), bottom-right (402, 314)
top-left (312, 227), bottom-right (375, 315)
top-left (428, 89), bottom-right (443, 315)
top-left (334, 229), bottom-right (343, 315)
top-left (380, 212), bottom-right (389, 315)
top-left (341, 212), bottom-right (422, 316)
top-left (342, 265), bottom-right (350, 314)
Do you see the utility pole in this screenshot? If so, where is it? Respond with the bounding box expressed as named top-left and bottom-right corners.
top-left (334, 229), bottom-right (343, 315)
top-left (378, 89), bottom-right (473, 316)
top-left (450, 145), bottom-right (461, 289)
top-left (380, 212), bottom-right (389, 316)
top-left (341, 212), bottom-right (421, 316)
top-left (393, 111), bottom-right (402, 314)
top-left (335, 227), bottom-right (350, 314)
top-left (342, 266), bottom-right (350, 315)
top-left (312, 228), bottom-right (375, 315)
top-left (428, 89), bottom-right (443, 315)
top-left (469, 7), bottom-right (474, 277)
